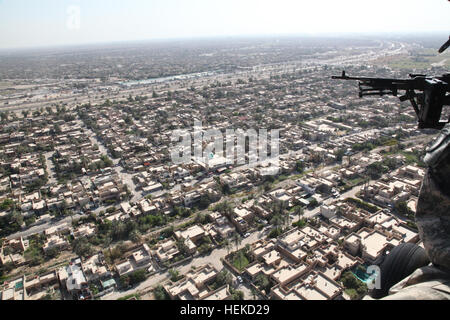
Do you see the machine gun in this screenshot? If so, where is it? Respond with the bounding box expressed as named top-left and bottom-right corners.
top-left (331, 71), bottom-right (450, 130)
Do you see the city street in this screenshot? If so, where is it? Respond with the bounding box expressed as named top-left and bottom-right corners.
top-left (82, 122), bottom-right (142, 203)
top-left (102, 229), bottom-right (265, 300)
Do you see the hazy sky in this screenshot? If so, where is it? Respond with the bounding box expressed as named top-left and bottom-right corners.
top-left (0, 0), bottom-right (449, 49)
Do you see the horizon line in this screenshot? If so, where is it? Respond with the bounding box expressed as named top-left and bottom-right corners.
top-left (0, 30), bottom-right (448, 52)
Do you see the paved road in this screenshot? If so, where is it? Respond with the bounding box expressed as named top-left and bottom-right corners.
top-left (0, 41), bottom-right (407, 114)
top-left (291, 184), bottom-right (365, 223)
top-left (104, 181), bottom-right (371, 301)
top-left (44, 151), bottom-right (57, 185)
top-left (81, 122), bottom-right (142, 203)
top-left (102, 230), bottom-right (265, 300)
top-left (7, 213), bottom-right (83, 240)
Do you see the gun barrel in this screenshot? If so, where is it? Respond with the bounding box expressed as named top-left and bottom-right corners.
top-left (331, 73), bottom-right (410, 83)
top-left (333, 71), bottom-right (450, 93)
top-left (438, 36), bottom-right (450, 54)
top-left (330, 71), bottom-right (440, 93)
top-left (331, 71), bottom-right (450, 130)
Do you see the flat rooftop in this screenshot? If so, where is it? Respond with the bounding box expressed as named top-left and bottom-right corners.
top-left (272, 264), bottom-right (307, 284)
top-left (202, 286), bottom-right (229, 300)
top-left (312, 273), bottom-right (341, 298)
top-left (362, 231), bottom-right (390, 258)
top-left (279, 229), bottom-right (304, 247)
top-left (262, 250), bottom-right (281, 265)
top-left (295, 285), bottom-right (328, 300)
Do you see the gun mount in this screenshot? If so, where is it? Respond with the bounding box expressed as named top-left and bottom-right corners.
top-left (332, 71), bottom-right (450, 130)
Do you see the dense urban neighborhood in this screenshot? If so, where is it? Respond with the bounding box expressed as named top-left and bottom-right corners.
top-left (0, 35), bottom-right (448, 301)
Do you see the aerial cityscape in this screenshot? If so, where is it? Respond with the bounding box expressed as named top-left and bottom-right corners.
top-left (0, 0), bottom-right (449, 304)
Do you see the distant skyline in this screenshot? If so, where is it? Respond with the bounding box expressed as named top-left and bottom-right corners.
top-left (0, 0), bottom-right (449, 49)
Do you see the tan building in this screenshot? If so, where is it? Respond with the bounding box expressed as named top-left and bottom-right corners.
top-left (164, 264), bottom-right (218, 300)
top-left (43, 234), bottom-right (69, 253)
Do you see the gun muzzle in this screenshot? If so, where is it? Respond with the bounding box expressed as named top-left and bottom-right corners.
top-left (438, 36), bottom-right (450, 54)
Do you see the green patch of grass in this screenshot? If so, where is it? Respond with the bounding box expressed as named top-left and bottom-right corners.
top-left (383, 150), bottom-right (426, 167)
top-left (382, 139), bottom-right (398, 147)
top-left (400, 151), bottom-right (426, 167)
top-left (384, 50), bottom-right (450, 71)
top-left (407, 221), bottom-right (418, 230)
top-left (0, 275), bottom-right (10, 284)
top-left (232, 255), bottom-right (249, 271)
top-left (117, 293), bottom-right (141, 300)
top-left (345, 197), bottom-right (379, 213)
top-left (292, 219), bottom-right (307, 229)
top-left (290, 169), bottom-right (313, 180)
top-left (346, 177), bottom-right (365, 187)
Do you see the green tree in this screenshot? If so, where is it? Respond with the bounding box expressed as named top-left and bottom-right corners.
top-left (295, 161), bottom-right (305, 173)
top-left (270, 214), bottom-right (283, 228)
top-left (213, 269), bottom-right (232, 289)
top-left (120, 275), bottom-right (130, 288)
top-left (230, 290), bottom-right (244, 300)
top-left (335, 148), bottom-right (346, 162)
top-left (198, 195), bottom-right (212, 210)
top-left (255, 274), bottom-right (270, 292)
top-left (0, 199), bottom-right (15, 211)
top-left (169, 268), bottom-right (180, 282)
top-left (268, 228), bottom-right (282, 239)
top-left (129, 269), bottom-right (147, 285)
top-left (0, 112), bottom-right (8, 123)
top-left (44, 247), bottom-right (60, 259)
top-left (223, 239), bottom-right (232, 255)
top-left (395, 201), bottom-right (412, 217)
top-left (25, 245), bottom-right (44, 266)
top-left (250, 287), bottom-right (258, 300)
top-left (308, 198), bottom-right (319, 208)
top-left (214, 201), bottom-right (233, 216)
top-left (236, 250), bottom-right (247, 270)
top-left (0, 262), bottom-right (15, 277)
top-left (293, 206), bottom-right (304, 216)
top-left (154, 285), bottom-right (169, 300)
top-left (340, 271), bottom-right (368, 300)
top-left (194, 212), bottom-right (207, 225)
top-left (72, 238), bottom-right (94, 258)
top-left (233, 232), bottom-right (242, 251)
top-left (176, 238), bottom-right (189, 257)
top-left (130, 230), bottom-right (142, 243)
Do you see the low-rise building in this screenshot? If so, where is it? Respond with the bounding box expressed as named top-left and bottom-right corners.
top-left (164, 264), bottom-right (219, 300)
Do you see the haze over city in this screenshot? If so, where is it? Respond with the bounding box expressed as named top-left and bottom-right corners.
top-left (0, 0), bottom-right (449, 49)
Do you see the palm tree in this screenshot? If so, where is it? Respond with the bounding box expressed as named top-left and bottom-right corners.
top-left (294, 206), bottom-right (304, 217)
top-left (237, 250), bottom-right (245, 271)
top-left (224, 239), bottom-right (232, 255)
top-left (177, 237), bottom-right (189, 256)
top-left (233, 232), bottom-right (242, 251)
top-left (130, 230), bottom-right (142, 244)
top-left (284, 213), bottom-right (290, 228)
top-left (251, 287), bottom-right (258, 300)
top-left (270, 214), bottom-right (283, 229)
top-left (169, 268), bottom-right (180, 282)
top-left (220, 201), bottom-right (233, 216)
